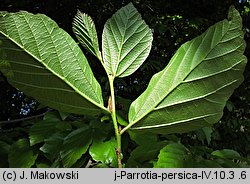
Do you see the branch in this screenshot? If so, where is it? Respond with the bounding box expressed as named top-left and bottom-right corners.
top-left (0, 109), bottom-right (51, 125)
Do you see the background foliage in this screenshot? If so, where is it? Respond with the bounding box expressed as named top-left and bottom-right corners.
top-left (0, 0), bottom-right (249, 167)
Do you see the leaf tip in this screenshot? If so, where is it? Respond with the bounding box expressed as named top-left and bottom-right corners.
top-left (228, 5), bottom-right (241, 21)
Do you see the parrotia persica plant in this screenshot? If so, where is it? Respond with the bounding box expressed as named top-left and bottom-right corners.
top-left (0, 3), bottom-right (247, 168)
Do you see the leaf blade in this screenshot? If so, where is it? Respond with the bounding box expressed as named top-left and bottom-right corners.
top-left (40, 132), bottom-right (65, 161)
top-left (154, 143), bottom-right (189, 168)
top-left (0, 11), bottom-right (107, 115)
top-left (102, 3), bottom-right (153, 77)
top-left (72, 10), bottom-right (101, 60)
top-left (60, 126), bottom-right (92, 167)
top-left (8, 139), bottom-right (38, 168)
top-left (128, 6), bottom-right (247, 134)
top-left (211, 149), bottom-right (241, 160)
top-left (89, 137), bottom-right (118, 167)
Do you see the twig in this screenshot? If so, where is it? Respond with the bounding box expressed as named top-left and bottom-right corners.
top-left (0, 109), bottom-right (50, 125)
top-left (85, 159), bottom-right (93, 168)
top-left (0, 128), bottom-right (15, 133)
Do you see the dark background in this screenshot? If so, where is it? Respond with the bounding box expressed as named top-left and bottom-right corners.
top-left (0, 0), bottom-right (250, 156)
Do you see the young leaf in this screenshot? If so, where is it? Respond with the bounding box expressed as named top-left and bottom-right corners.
top-left (8, 139), bottom-right (38, 168)
top-left (102, 2), bottom-right (153, 77)
top-left (0, 11), bottom-right (107, 115)
top-left (73, 10), bottom-right (101, 60)
top-left (128, 6), bottom-right (247, 134)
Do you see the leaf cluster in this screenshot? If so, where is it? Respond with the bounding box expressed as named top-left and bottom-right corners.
top-left (0, 111), bottom-right (118, 168)
top-left (1, 111), bottom-right (249, 168)
top-left (0, 2), bottom-right (248, 168)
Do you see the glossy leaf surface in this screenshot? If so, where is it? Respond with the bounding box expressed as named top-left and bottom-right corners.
top-left (89, 137), bottom-right (118, 167)
top-left (154, 143), bottom-right (189, 168)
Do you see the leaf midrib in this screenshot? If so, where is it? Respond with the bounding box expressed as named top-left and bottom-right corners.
top-left (0, 13), bottom-right (107, 112)
top-left (73, 12), bottom-right (97, 55)
top-left (131, 112), bottom-right (221, 130)
top-left (112, 6), bottom-right (138, 76)
top-left (130, 18), bottom-right (238, 125)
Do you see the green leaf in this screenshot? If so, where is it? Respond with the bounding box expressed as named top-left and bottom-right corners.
top-left (8, 139), bottom-right (38, 168)
top-left (93, 163), bottom-right (110, 168)
top-left (154, 143), bottom-right (189, 168)
top-left (73, 10), bottom-right (101, 60)
top-left (116, 96), bottom-right (131, 126)
top-left (43, 111), bottom-right (62, 121)
top-left (117, 114), bottom-right (129, 126)
top-left (226, 100), bottom-right (234, 111)
top-left (29, 111), bottom-right (71, 146)
top-left (29, 120), bottom-right (59, 146)
top-left (128, 131), bottom-right (158, 145)
top-left (40, 132), bottom-right (66, 161)
top-left (60, 126), bottom-right (92, 167)
top-left (0, 140), bottom-right (10, 154)
top-left (128, 6), bottom-right (247, 134)
top-left (196, 127), bottom-right (213, 144)
top-left (71, 155), bottom-right (89, 168)
top-left (196, 160), bottom-right (222, 168)
top-left (36, 163), bottom-right (51, 168)
top-left (214, 159), bottom-right (241, 168)
top-left (102, 3), bottom-right (153, 77)
top-left (0, 11), bottom-right (107, 115)
top-left (126, 141), bottom-right (167, 167)
top-left (58, 111), bottom-right (71, 121)
top-left (0, 141), bottom-right (10, 167)
top-left (89, 119), bottom-right (113, 140)
top-left (211, 149), bottom-right (241, 159)
top-left (89, 137), bottom-right (117, 167)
